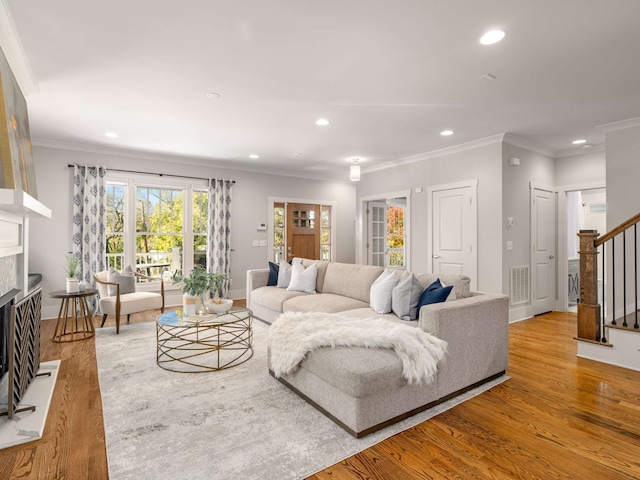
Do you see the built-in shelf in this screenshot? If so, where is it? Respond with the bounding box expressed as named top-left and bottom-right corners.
top-left (0, 189), bottom-right (51, 219)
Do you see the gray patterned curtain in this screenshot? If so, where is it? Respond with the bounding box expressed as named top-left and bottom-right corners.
top-left (207, 178), bottom-right (233, 296)
top-left (73, 165), bottom-right (107, 311)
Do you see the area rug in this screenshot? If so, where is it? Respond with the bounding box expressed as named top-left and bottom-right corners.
top-left (96, 320), bottom-right (507, 480)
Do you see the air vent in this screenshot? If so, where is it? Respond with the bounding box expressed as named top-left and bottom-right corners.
top-left (510, 266), bottom-right (530, 306)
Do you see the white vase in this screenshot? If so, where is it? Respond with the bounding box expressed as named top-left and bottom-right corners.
top-left (66, 278), bottom-right (79, 293)
top-left (183, 294), bottom-right (200, 316)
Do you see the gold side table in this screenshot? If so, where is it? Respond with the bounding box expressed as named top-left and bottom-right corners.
top-left (156, 309), bottom-right (253, 373)
top-left (49, 289), bottom-right (97, 342)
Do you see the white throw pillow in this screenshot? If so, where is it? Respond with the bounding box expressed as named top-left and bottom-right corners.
top-left (369, 269), bottom-right (399, 314)
top-left (107, 265), bottom-right (136, 296)
top-left (286, 263), bottom-right (318, 294)
top-left (392, 271), bottom-right (424, 320)
top-left (276, 261), bottom-right (293, 288)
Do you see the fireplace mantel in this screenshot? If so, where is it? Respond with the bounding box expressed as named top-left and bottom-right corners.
top-left (0, 189), bottom-right (51, 219)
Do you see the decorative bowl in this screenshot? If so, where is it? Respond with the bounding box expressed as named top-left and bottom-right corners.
top-left (206, 298), bottom-right (233, 314)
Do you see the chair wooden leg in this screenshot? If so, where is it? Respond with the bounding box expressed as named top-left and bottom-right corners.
top-left (116, 315), bottom-right (120, 334)
top-left (127, 314), bottom-right (131, 323)
top-left (100, 314), bottom-right (107, 327)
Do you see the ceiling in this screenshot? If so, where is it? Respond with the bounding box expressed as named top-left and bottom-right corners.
top-left (4, 0), bottom-right (640, 181)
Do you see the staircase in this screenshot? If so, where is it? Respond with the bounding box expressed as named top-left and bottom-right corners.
top-left (577, 213), bottom-right (640, 371)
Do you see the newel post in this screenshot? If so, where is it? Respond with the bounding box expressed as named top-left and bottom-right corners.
top-left (577, 230), bottom-right (601, 341)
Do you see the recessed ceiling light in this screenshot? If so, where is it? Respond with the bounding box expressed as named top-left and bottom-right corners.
top-left (206, 92), bottom-right (220, 99)
top-left (572, 139), bottom-right (587, 145)
top-left (479, 73), bottom-right (497, 81)
top-left (104, 132), bottom-right (119, 138)
top-left (249, 154), bottom-right (259, 159)
top-left (480, 30), bottom-right (506, 45)
top-left (440, 130), bottom-right (454, 136)
top-left (315, 118), bottom-right (330, 126)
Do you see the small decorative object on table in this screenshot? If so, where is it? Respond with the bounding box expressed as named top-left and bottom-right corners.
top-left (64, 253), bottom-right (80, 293)
top-left (206, 298), bottom-right (233, 314)
top-left (173, 267), bottom-right (217, 316)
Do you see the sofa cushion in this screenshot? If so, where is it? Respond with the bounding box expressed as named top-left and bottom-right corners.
top-left (276, 261), bottom-right (293, 288)
top-left (322, 263), bottom-right (384, 303)
top-left (267, 262), bottom-right (279, 286)
top-left (369, 269), bottom-right (399, 314)
top-left (99, 291), bottom-right (162, 315)
top-left (283, 294), bottom-right (369, 314)
top-left (250, 286), bottom-right (308, 312)
top-left (294, 258), bottom-right (329, 293)
top-left (107, 266), bottom-right (136, 296)
top-left (287, 263), bottom-right (317, 294)
top-left (415, 273), bottom-right (470, 299)
top-left (337, 307), bottom-right (420, 326)
top-left (299, 347), bottom-right (409, 398)
top-left (392, 272), bottom-right (424, 320)
top-left (417, 279), bottom-right (453, 310)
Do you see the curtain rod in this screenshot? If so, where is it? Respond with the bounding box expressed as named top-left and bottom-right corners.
top-left (67, 164), bottom-right (235, 183)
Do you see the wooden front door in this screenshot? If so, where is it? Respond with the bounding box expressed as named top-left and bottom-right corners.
top-left (286, 203), bottom-right (321, 261)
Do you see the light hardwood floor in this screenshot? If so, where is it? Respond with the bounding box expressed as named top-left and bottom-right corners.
top-left (1, 309), bottom-right (639, 479)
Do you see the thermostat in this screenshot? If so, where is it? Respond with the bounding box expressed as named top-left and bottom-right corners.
top-left (256, 222), bottom-right (267, 231)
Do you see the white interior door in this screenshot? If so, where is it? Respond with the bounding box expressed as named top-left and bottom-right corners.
top-left (368, 202), bottom-right (386, 267)
top-left (430, 183), bottom-right (477, 288)
top-left (531, 186), bottom-right (557, 315)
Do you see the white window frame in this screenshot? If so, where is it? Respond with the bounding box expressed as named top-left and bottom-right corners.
top-left (106, 173), bottom-right (208, 292)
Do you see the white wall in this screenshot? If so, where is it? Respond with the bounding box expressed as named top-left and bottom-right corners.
top-left (554, 150), bottom-right (606, 188)
top-left (356, 141), bottom-right (503, 293)
top-left (31, 145), bottom-right (356, 319)
top-left (501, 143), bottom-right (555, 320)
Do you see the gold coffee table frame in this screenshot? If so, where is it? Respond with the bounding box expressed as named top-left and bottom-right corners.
top-left (156, 309), bottom-right (253, 373)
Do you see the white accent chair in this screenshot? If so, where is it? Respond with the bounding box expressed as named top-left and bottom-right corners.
top-left (94, 270), bottom-right (165, 334)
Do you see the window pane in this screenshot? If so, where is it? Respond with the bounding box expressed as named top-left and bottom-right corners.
top-left (194, 233), bottom-right (207, 269)
top-left (193, 191), bottom-right (208, 233)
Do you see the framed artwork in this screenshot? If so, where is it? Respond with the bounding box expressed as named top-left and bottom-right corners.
top-left (0, 46), bottom-right (37, 199)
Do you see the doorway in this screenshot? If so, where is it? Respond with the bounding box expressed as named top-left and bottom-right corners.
top-left (427, 180), bottom-right (478, 289)
top-left (566, 188), bottom-right (606, 312)
top-left (358, 190), bottom-right (411, 270)
top-left (531, 185), bottom-right (557, 315)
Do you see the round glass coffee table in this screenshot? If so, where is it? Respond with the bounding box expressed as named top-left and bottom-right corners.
top-left (156, 309), bottom-right (253, 373)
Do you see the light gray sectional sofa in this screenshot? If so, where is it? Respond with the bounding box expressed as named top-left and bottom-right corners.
top-left (246, 258), bottom-right (509, 437)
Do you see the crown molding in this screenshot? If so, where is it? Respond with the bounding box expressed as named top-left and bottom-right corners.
top-left (0, 0), bottom-right (38, 95)
top-left (365, 133), bottom-right (506, 174)
top-left (554, 143), bottom-right (605, 159)
top-left (31, 137), bottom-right (353, 185)
top-left (596, 116), bottom-right (640, 133)
top-left (502, 132), bottom-right (557, 158)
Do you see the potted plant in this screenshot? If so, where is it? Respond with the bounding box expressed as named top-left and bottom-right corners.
top-left (209, 272), bottom-right (228, 303)
top-left (174, 267), bottom-right (210, 315)
top-left (64, 253), bottom-right (80, 293)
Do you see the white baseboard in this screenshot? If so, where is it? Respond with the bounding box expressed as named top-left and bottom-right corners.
top-left (509, 305), bottom-right (533, 323)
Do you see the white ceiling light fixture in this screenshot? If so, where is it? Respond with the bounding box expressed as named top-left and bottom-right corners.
top-left (440, 129), bottom-right (454, 136)
top-left (206, 92), bottom-right (220, 99)
top-left (315, 118), bottom-right (330, 126)
top-left (480, 29), bottom-right (506, 45)
top-left (249, 154), bottom-right (259, 159)
top-left (104, 131), bottom-right (119, 138)
top-left (350, 158), bottom-right (361, 182)
top-left (572, 139), bottom-right (586, 145)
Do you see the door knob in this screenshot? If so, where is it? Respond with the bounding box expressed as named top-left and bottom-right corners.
top-left (433, 255), bottom-right (441, 259)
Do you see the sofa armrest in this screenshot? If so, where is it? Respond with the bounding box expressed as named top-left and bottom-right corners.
top-left (246, 269), bottom-right (270, 309)
top-left (418, 292), bottom-right (509, 397)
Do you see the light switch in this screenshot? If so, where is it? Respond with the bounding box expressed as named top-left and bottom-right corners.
top-left (252, 240), bottom-right (259, 247)
top-left (259, 240), bottom-right (267, 247)
top-left (506, 241), bottom-right (513, 251)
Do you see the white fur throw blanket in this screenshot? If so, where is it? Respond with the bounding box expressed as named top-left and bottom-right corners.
top-left (268, 312), bottom-right (448, 385)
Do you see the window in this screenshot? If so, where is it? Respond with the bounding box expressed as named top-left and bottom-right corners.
top-left (321, 206), bottom-right (331, 261)
top-left (105, 179), bottom-right (208, 285)
top-left (273, 203), bottom-right (285, 263)
top-left (387, 205), bottom-right (405, 267)
top-left (106, 184), bottom-right (125, 270)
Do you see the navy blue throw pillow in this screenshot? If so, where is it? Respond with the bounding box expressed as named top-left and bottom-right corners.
top-left (417, 279), bottom-right (453, 310)
top-left (268, 262), bottom-right (279, 286)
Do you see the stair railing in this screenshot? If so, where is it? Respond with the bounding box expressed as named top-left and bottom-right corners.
top-left (578, 212), bottom-right (640, 343)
